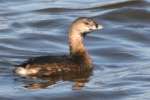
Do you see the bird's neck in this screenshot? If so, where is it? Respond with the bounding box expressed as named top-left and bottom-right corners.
top-left (68, 29), bottom-right (92, 67)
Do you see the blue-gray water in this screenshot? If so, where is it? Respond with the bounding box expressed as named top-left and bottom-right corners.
top-left (0, 0), bottom-right (150, 100)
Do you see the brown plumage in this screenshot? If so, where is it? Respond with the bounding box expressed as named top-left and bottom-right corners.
top-left (15, 17), bottom-right (103, 77)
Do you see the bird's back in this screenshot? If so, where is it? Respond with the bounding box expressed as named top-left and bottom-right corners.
top-left (15, 55), bottom-right (89, 77)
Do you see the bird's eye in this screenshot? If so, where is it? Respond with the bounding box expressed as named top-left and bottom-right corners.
top-left (84, 22), bottom-right (89, 25)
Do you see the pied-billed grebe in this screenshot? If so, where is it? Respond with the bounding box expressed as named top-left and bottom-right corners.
top-left (15, 17), bottom-right (103, 77)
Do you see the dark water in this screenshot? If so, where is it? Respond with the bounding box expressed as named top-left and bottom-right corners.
top-left (0, 0), bottom-right (150, 99)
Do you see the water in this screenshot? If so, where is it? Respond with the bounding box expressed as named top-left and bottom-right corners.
top-left (0, 0), bottom-right (150, 99)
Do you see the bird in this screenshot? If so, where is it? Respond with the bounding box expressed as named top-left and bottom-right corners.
top-left (15, 17), bottom-right (103, 78)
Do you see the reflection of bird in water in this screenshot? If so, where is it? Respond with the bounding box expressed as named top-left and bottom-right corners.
top-left (14, 17), bottom-right (103, 78)
top-left (21, 69), bottom-right (92, 90)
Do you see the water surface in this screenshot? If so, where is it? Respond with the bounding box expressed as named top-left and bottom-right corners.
top-left (0, 0), bottom-right (150, 100)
